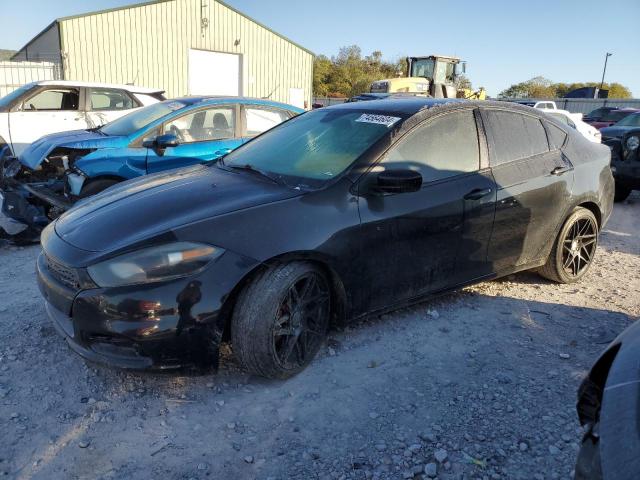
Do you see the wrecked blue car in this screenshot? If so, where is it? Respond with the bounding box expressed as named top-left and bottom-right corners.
top-left (0, 97), bottom-right (303, 241)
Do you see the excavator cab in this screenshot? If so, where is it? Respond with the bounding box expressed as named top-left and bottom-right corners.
top-left (407, 55), bottom-right (463, 98)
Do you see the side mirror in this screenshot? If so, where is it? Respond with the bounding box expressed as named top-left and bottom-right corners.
top-left (142, 133), bottom-right (179, 156)
top-left (376, 169), bottom-right (422, 194)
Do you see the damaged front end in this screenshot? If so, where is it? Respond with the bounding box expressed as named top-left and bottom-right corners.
top-left (0, 147), bottom-right (93, 242)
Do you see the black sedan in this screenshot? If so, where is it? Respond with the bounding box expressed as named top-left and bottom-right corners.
top-left (607, 128), bottom-right (640, 202)
top-left (36, 98), bottom-right (614, 378)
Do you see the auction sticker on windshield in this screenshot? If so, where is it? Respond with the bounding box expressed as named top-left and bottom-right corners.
top-left (355, 114), bottom-right (401, 128)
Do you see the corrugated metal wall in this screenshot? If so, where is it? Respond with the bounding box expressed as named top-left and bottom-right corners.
top-left (58, 0), bottom-right (313, 104)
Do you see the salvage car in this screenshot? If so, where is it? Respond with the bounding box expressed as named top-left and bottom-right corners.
top-left (575, 320), bottom-right (640, 480)
top-left (542, 109), bottom-right (601, 143)
top-left (0, 97), bottom-right (302, 240)
top-left (599, 111), bottom-right (640, 143)
top-left (36, 98), bottom-right (614, 378)
top-left (0, 80), bottom-right (165, 158)
top-left (586, 108), bottom-right (639, 130)
top-left (606, 128), bottom-right (640, 202)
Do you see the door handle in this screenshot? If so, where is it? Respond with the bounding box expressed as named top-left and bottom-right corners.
top-left (464, 187), bottom-right (493, 200)
top-left (551, 166), bottom-right (571, 176)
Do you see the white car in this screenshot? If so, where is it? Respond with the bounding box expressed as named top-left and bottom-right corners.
top-left (0, 80), bottom-right (165, 158)
top-left (542, 109), bottom-right (602, 144)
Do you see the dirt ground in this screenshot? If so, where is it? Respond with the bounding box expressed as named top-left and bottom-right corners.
top-left (1, 195), bottom-right (638, 480)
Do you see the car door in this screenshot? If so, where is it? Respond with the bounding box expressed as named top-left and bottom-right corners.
top-left (146, 104), bottom-right (242, 174)
top-left (355, 108), bottom-right (497, 313)
top-left (240, 105), bottom-right (293, 143)
top-left (8, 86), bottom-right (87, 156)
top-left (481, 108), bottom-right (574, 273)
top-left (86, 87), bottom-right (140, 128)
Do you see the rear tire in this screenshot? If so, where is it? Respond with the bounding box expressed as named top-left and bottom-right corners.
top-left (538, 207), bottom-right (598, 284)
top-left (231, 262), bottom-right (331, 379)
top-left (613, 183), bottom-right (631, 203)
top-left (79, 179), bottom-right (120, 198)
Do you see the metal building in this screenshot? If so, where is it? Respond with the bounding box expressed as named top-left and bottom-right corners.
top-left (12, 0), bottom-right (314, 108)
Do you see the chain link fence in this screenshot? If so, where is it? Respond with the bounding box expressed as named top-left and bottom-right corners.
top-left (0, 61), bottom-right (62, 97)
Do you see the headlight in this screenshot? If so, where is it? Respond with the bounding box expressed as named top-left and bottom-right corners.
top-left (87, 242), bottom-right (223, 287)
top-left (626, 135), bottom-right (640, 151)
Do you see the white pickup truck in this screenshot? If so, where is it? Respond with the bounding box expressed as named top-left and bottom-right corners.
top-left (0, 80), bottom-right (165, 158)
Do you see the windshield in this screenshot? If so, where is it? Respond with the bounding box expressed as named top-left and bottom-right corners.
top-left (100, 100), bottom-right (188, 136)
top-left (615, 113), bottom-right (640, 127)
top-left (601, 110), bottom-right (632, 122)
top-left (224, 109), bottom-right (403, 186)
top-left (410, 58), bottom-right (435, 79)
top-left (0, 83), bottom-right (34, 109)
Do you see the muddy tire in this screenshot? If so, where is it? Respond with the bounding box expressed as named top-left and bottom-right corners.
top-left (231, 262), bottom-right (331, 379)
top-left (538, 207), bottom-right (598, 284)
top-left (79, 179), bottom-right (120, 198)
top-left (614, 184), bottom-right (631, 203)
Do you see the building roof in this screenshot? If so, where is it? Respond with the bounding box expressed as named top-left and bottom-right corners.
top-left (12, 0), bottom-right (314, 60)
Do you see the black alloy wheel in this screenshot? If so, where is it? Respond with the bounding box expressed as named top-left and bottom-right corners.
top-left (272, 272), bottom-right (330, 370)
top-left (561, 216), bottom-right (598, 278)
top-left (231, 262), bottom-right (331, 379)
top-left (538, 207), bottom-right (599, 284)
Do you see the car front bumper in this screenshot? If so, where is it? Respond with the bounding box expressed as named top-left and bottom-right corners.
top-left (37, 236), bottom-right (260, 370)
top-left (611, 160), bottom-right (640, 189)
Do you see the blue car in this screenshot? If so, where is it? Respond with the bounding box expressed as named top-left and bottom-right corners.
top-left (0, 97), bottom-right (303, 240)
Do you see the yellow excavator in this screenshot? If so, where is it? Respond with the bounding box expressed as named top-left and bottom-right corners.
top-left (370, 55), bottom-right (486, 100)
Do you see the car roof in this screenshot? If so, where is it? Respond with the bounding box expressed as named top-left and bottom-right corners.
top-left (324, 97), bottom-right (464, 115)
top-left (166, 96), bottom-right (304, 112)
top-left (32, 80), bottom-right (164, 94)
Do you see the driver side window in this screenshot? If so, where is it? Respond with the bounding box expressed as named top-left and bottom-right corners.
top-left (163, 106), bottom-right (236, 143)
top-left (382, 110), bottom-right (480, 184)
top-left (22, 88), bottom-right (80, 111)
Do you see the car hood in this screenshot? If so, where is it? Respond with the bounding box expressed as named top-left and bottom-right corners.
top-left (599, 126), bottom-right (633, 139)
top-left (54, 164), bottom-right (301, 253)
top-left (18, 130), bottom-right (126, 170)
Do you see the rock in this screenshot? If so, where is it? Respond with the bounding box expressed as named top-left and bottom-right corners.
top-left (78, 440), bottom-right (90, 448)
top-left (434, 449), bottom-right (448, 463)
top-left (419, 431), bottom-right (436, 442)
top-left (549, 445), bottom-right (560, 455)
top-left (367, 360), bottom-right (378, 368)
top-left (519, 442), bottom-right (529, 452)
top-left (424, 462), bottom-right (438, 478)
top-left (226, 422), bottom-right (236, 429)
top-left (495, 372), bottom-right (513, 384)
top-left (216, 400), bottom-right (225, 407)
top-left (243, 455), bottom-right (254, 464)
top-left (369, 412), bottom-right (380, 419)
top-left (426, 309), bottom-right (440, 319)
top-left (197, 463), bottom-right (208, 470)
top-left (10, 412), bottom-right (18, 419)
top-left (559, 353), bottom-right (571, 359)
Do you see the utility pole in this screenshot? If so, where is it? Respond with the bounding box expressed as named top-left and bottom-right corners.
top-left (599, 52), bottom-right (612, 97)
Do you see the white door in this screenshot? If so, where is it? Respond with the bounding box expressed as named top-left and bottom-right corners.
top-left (9, 87), bottom-right (88, 156)
top-left (289, 88), bottom-right (305, 109)
top-left (188, 49), bottom-right (241, 96)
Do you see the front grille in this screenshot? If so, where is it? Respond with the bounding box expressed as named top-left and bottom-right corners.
top-left (45, 254), bottom-right (80, 289)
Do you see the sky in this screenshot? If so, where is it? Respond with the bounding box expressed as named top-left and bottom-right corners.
top-left (1, 0), bottom-right (638, 97)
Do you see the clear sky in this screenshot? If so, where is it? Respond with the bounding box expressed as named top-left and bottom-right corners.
top-left (1, 0), bottom-right (638, 97)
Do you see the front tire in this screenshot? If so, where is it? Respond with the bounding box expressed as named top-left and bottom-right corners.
top-left (538, 207), bottom-right (599, 284)
top-left (79, 179), bottom-right (120, 198)
top-left (231, 262), bottom-right (331, 379)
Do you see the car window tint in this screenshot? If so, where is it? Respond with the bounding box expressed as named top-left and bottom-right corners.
top-left (23, 88), bottom-right (79, 111)
top-left (163, 106), bottom-right (235, 143)
top-left (484, 110), bottom-right (549, 166)
top-left (383, 110), bottom-right (480, 183)
top-left (548, 113), bottom-right (569, 125)
top-left (544, 122), bottom-right (567, 150)
top-left (245, 107), bottom-right (290, 136)
top-left (90, 89), bottom-right (135, 111)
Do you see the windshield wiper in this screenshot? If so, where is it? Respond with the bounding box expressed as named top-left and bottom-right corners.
top-left (86, 125), bottom-right (107, 135)
top-left (227, 164), bottom-right (286, 186)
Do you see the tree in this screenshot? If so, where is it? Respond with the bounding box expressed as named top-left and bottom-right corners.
top-left (312, 45), bottom-right (405, 98)
top-left (499, 77), bottom-right (633, 99)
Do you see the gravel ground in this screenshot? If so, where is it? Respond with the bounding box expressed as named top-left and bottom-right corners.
top-left (1, 196), bottom-right (639, 480)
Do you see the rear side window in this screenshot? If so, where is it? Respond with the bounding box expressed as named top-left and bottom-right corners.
top-left (244, 107), bottom-right (291, 137)
top-left (544, 122), bottom-right (567, 150)
top-left (483, 110), bottom-right (549, 166)
top-left (383, 109), bottom-right (480, 183)
top-left (90, 88), bottom-right (136, 111)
